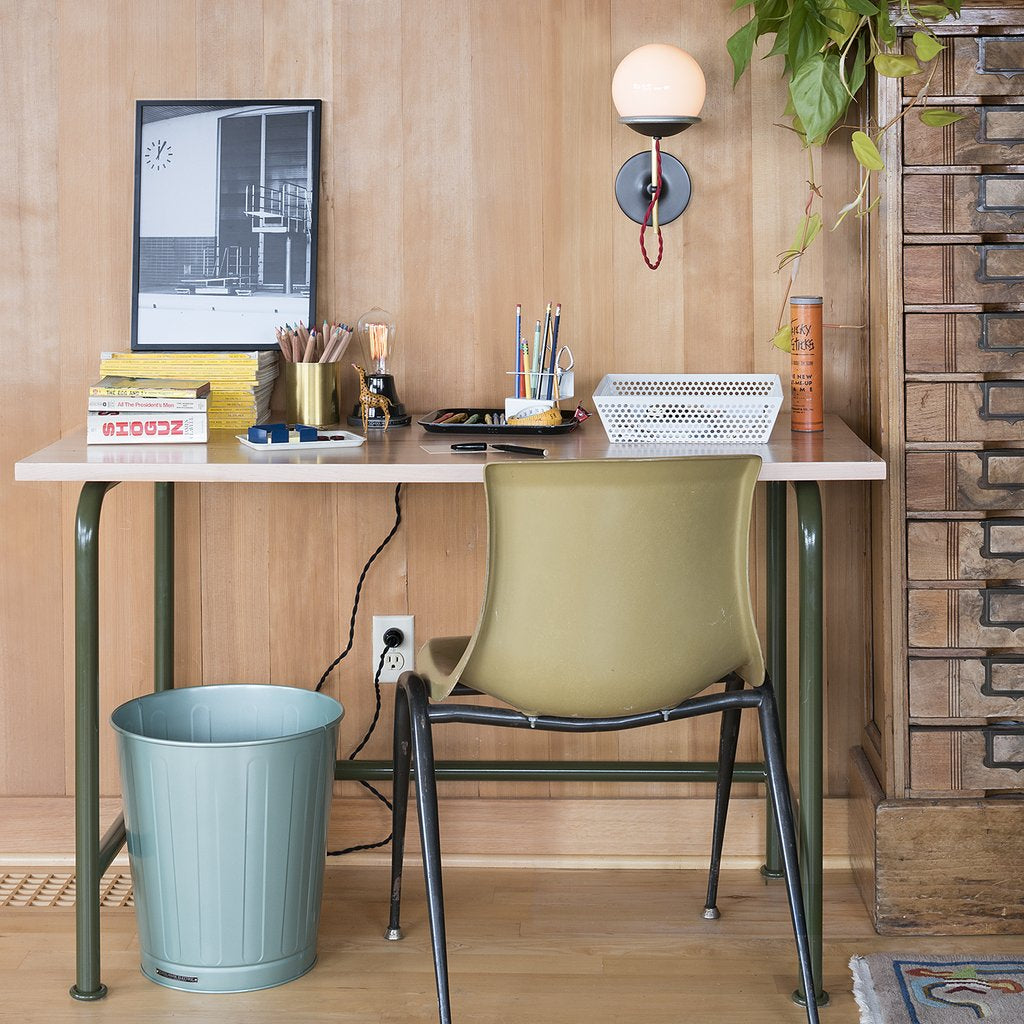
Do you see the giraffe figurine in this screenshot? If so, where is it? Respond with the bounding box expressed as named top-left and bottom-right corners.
top-left (352, 364), bottom-right (391, 433)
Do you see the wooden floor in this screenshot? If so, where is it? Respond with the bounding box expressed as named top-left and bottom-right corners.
top-left (4, 865), bottom-right (1024, 1023)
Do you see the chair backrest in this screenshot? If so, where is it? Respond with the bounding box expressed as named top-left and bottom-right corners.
top-left (451, 455), bottom-right (765, 717)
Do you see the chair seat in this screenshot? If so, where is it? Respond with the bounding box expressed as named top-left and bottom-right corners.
top-left (418, 636), bottom-right (471, 701)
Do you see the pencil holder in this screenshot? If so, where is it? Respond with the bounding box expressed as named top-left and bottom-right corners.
top-left (284, 362), bottom-right (343, 426)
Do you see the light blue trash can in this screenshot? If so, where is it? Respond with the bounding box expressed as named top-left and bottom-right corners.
top-left (110, 684), bottom-right (343, 993)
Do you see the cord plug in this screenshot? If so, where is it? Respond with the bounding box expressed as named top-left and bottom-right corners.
top-left (382, 627), bottom-right (404, 649)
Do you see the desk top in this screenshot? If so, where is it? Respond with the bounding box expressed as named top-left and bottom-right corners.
top-left (14, 414), bottom-right (886, 484)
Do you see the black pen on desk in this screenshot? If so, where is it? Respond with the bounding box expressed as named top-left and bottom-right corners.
top-left (490, 443), bottom-right (547, 457)
top-left (451, 443), bottom-right (486, 452)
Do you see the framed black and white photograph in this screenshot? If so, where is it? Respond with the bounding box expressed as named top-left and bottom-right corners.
top-left (131, 100), bottom-right (321, 350)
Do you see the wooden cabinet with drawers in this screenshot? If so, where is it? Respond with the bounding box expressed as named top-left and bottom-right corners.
top-left (872, 8), bottom-right (1024, 804)
top-left (858, 10), bottom-right (1024, 934)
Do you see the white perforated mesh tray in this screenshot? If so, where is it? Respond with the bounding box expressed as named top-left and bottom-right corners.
top-left (593, 374), bottom-right (783, 444)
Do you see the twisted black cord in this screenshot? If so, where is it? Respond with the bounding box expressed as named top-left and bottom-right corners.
top-left (315, 483), bottom-right (402, 694)
top-left (327, 646), bottom-right (393, 857)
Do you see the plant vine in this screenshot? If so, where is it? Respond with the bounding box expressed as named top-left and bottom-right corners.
top-left (727, 0), bottom-right (964, 348)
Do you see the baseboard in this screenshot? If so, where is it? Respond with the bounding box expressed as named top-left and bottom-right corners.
top-left (0, 795), bottom-right (851, 869)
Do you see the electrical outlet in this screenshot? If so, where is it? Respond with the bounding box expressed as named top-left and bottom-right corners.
top-left (371, 615), bottom-right (414, 683)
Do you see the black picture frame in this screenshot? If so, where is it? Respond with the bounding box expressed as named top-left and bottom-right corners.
top-left (130, 99), bottom-right (321, 351)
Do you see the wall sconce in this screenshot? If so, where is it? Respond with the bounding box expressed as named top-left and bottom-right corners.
top-left (612, 44), bottom-right (706, 270)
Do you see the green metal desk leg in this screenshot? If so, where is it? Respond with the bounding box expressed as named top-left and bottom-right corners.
top-left (154, 482), bottom-right (174, 693)
top-left (762, 481), bottom-right (787, 880)
top-left (793, 480), bottom-right (828, 1006)
top-left (70, 481), bottom-right (117, 1001)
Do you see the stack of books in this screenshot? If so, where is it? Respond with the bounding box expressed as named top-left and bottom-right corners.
top-left (87, 377), bottom-right (210, 444)
top-left (98, 350), bottom-right (278, 430)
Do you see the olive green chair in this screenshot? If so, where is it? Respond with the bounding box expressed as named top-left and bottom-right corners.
top-left (386, 456), bottom-right (819, 1024)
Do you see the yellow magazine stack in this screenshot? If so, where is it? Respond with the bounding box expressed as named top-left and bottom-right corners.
top-left (100, 351), bottom-right (278, 430)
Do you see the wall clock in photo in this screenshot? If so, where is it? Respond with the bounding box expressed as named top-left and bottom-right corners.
top-left (144, 139), bottom-right (173, 170)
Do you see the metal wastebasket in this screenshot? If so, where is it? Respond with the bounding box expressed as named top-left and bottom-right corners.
top-left (110, 684), bottom-right (343, 993)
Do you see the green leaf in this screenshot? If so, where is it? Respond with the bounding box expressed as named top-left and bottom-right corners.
top-left (789, 53), bottom-right (850, 144)
top-left (825, 6), bottom-right (859, 45)
top-left (914, 3), bottom-right (954, 18)
top-left (851, 130), bottom-right (884, 170)
top-left (727, 17), bottom-right (760, 85)
top-left (843, 0), bottom-right (879, 13)
top-left (791, 10), bottom-right (828, 69)
top-left (767, 19), bottom-right (791, 61)
top-left (876, 6), bottom-right (896, 45)
top-left (912, 30), bottom-right (944, 62)
top-left (771, 325), bottom-right (792, 352)
top-left (792, 212), bottom-right (823, 252)
top-left (919, 107), bottom-right (966, 127)
top-left (873, 53), bottom-right (921, 78)
top-left (847, 32), bottom-right (867, 95)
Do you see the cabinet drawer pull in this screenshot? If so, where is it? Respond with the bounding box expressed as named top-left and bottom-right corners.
top-left (981, 518), bottom-right (1024, 561)
top-left (979, 312), bottom-right (1024, 354)
top-left (979, 106), bottom-right (1024, 146)
top-left (978, 174), bottom-right (1024, 215)
top-left (977, 450), bottom-right (1024, 490)
top-left (977, 37), bottom-right (1024, 79)
top-left (984, 724), bottom-right (1024, 770)
top-left (980, 586), bottom-right (1024, 629)
top-left (982, 655), bottom-right (1024, 697)
top-left (979, 381), bottom-right (1024, 421)
top-left (976, 244), bottom-right (1024, 284)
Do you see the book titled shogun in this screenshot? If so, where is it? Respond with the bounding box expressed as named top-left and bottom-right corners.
top-left (86, 411), bottom-right (209, 444)
top-left (89, 376), bottom-right (212, 398)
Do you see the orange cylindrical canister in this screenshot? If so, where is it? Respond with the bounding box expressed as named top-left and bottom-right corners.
top-left (790, 296), bottom-right (823, 432)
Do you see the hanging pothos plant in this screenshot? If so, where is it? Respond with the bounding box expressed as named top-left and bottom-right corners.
top-left (728, 0), bottom-right (964, 349)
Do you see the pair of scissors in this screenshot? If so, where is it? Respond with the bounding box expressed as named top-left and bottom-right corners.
top-left (556, 346), bottom-right (574, 374)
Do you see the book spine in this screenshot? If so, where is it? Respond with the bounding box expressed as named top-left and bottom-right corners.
top-left (87, 396), bottom-right (209, 412)
top-left (89, 387), bottom-right (209, 399)
top-left (86, 412), bottom-right (209, 444)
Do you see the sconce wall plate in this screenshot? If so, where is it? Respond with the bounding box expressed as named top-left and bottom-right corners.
top-left (614, 151), bottom-right (691, 225)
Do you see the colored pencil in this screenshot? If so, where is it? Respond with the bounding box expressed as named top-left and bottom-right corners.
top-left (514, 303), bottom-right (522, 398)
top-left (546, 303), bottom-right (561, 399)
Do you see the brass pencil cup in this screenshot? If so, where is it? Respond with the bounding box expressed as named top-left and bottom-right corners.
top-left (283, 362), bottom-right (344, 426)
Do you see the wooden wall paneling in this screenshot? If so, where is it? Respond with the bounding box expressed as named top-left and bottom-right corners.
top-left (397, 0), bottom-right (482, 800)
top-left (196, 0), bottom-right (263, 96)
top-left (0, 1), bottom-right (65, 797)
top-left (199, 484), bottom-right (271, 684)
top-left (820, 85), bottom-right (873, 797)
top-left (57, 0), bottom-right (199, 796)
top-left (467, 1), bottom-right (552, 800)
top-left (330, 0), bottom-right (403, 416)
top-left (4, 3), bottom-right (878, 836)
top-left (399, 0), bottom-right (475, 416)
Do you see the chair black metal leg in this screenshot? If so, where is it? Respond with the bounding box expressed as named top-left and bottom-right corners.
top-left (405, 677), bottom-right (453, 1024)
top-left (386, 683), bottom-right (413, 941)
top-left (703, 675), bottom-right (745, 920)
top-left (757, 679), bottom-right (820, 1024)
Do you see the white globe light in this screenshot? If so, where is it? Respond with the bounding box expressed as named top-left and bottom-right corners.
top-left (612, 43), bottom-right (706, 120)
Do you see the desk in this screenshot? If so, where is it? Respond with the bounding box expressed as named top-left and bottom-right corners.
top-left (15, 413), bottom-right (885, 1006)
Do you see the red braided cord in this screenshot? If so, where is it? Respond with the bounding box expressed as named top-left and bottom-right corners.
top-left (639, 139), bottom-right (664, 271)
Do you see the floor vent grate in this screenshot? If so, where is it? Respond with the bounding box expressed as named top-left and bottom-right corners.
top-left (0, 870), bottom-right (133, 908)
